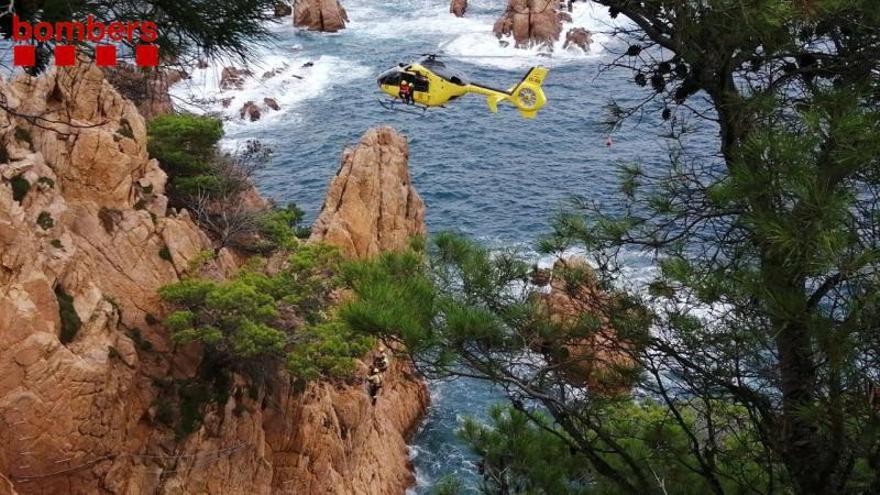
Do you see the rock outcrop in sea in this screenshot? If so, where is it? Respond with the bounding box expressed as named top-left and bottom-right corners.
top-left (274, 0), bottom-right (293, 18)
top-left (536, 258), bottom-right (639, 396)
top-left (493, 0), bottom-right (564, 49)
top-left (311, 127), bottom-right (427, 259)
top-left (450, 0), bottom-right (467, 17)
top-left (219, 66), bottom-right (252, 90)
top-left (0, 63), bottom-right (427, 494)
top-left (294, 0), bottom-right (349, 32)
top-left (239, 100), bottom-right (262, 121)
top-left (563, 27), bottom-right (592, 52)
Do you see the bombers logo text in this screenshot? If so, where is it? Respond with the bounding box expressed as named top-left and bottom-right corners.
top-left (10, 15), bottom-right (159, 67)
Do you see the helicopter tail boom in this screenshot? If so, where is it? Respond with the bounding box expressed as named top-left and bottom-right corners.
top-left (467, 66), bottom-right (548, 119)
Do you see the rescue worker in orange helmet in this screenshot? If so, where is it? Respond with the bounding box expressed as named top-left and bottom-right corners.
top-left (399, 80), bottom-right (414, 105)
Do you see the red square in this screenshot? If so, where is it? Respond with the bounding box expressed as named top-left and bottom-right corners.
top-left (135, 45), bottom-right (158, 67)
top-left (95, 45), bottom-right (116, 66)
top-left (13, 45), bottom-right (35, 67)
top-left (54, 45), bottom-right (76, 66)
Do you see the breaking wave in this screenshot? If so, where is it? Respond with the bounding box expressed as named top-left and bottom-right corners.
top-left (170, 45), bottom-right (370, 134)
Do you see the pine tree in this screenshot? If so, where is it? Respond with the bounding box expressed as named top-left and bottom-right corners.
top-left (344, 2), bottom-right (880, 493)
top-left (0, 0), bottom-right (279, 71)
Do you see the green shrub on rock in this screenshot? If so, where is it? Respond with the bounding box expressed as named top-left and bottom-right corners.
top-left (55, 286), bottom-right (81, 344)
top-left (10, 175), bottom-right (30, 202)
top-left (257, 203), bottom-right (310, 247)
top-left (159, 242), bottom-right (369, 383)
top-left (159, 245), bottom-right (173, 262)
top-left (147, 114), bottom-right (300, 254)
top-left (36, 211), bottom-right (54, 230)
top-left (147, 114), bottom-right (230, 208)
top-left (148, 114), bottom-right (223, 178)
top-left (286, 321), bottom-right (374, 381)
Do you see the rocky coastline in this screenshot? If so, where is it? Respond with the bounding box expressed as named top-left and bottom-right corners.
top-left (0, 62), bottom-right (428, 495)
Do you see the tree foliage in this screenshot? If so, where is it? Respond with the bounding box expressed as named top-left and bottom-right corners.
top-left (148, 114), bottom-right (307, 252)
top-left (160, 242), bottom-right (374, 385)
top-left (0, 0), bottom-right (279, 72)
top-left (462, 400), bottom-right (771, 495)
top-left (148, 114), bottom-right (226, 202)
top-left (343, 1), bottom-right (880, 493)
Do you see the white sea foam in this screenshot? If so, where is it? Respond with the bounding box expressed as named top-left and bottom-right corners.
top-left (343, 0), bottom-right (626, 71)
top-left (169, 41), bottom-right (370, 134)
top-left (438, 2), bottom-right (626, 70)
top-left (347, 3), bottom-right (494, 40)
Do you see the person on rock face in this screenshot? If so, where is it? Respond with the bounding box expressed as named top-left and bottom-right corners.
top-left (367, 367), bottom-right (384, 405)
top-left (373, 346), bottom-right (390, 372)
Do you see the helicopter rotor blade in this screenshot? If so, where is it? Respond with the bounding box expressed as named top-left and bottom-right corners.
top-left (436, 37), bottom-right (456, 53)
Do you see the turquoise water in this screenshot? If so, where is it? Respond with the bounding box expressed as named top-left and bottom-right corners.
top-left (171, 0), bottom-right (718, 490)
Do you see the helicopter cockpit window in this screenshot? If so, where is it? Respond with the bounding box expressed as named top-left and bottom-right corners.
top-left (377, 68), bottom-right (402, 86)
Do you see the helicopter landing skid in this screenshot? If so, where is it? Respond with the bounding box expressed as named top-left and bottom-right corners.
top-left (377, 98), bottom-right (431, 116)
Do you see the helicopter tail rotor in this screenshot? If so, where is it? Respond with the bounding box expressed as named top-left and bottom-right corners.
top-left (508, 67), bottom-right (548, 119)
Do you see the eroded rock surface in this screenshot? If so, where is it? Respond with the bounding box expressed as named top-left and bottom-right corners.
top-left (219, 66), bottom-right (252, 90)
top-left (274, 1), bottom-right (292, 17)
top-left (493, 0), bottom-right (563, 49)
top-left (563, 27), bottom-right (592, 51)
top-left (294, 0), bottom-right (349, 32)
top-left (0, 62), bottom-right (236, 494)
top-left (451, 0), bottom-right (468, 17)
top-left (0, 65), bottom-right (428, 494)
top-left (536, 258), bottom-right (639, 396)
top-left (104, 64), bottom-right (183, 119)
top-left (311, 127), bottom-right (427, 259)
top-left (264, 356), bottom-right (428, 494)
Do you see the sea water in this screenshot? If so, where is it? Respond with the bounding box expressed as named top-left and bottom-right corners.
top-left (169, 1), bottom-right (720, 491)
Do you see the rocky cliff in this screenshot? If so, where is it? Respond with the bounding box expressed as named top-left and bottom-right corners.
top-left (493, 0), bottom-right (563, 49)
top-left (450, 0), bottom-right (468, 17)
top-left (536, 258), bottom-right (639, 396)
top-left (258, 126), bottom-right (429, 494)
top-left (104, 64), bottom-right (183, 120)
top-left (294, 0), bottom-right (349, 32)
top-left (0, 60), bottom-right (234, 495)
top-left (563, 27), bottom-right (592, 52)
top-left (0, 63), bottom-right (427, 494)
top-left (311, 128), bottom-right (426, 259)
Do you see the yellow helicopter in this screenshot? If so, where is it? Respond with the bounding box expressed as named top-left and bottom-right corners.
top-left (377, 55), bottom-right (548, 119)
